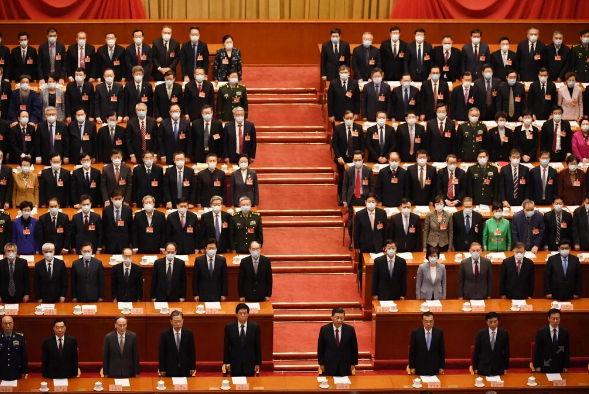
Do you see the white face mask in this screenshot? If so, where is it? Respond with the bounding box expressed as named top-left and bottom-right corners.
top-left (225, 43), bottom-right (233, 50)
top-left (165, 79), bottom-right (174, 87)
top-left (340, 73), bottom-right (349, 81)
top-left (435, 204), bottom-right (444, 212)
top-left (471, 37), bottom-right (481, 45)
top-left (177, 207), bottom-right (188, 215)
top-left (437, 112), bottom-right (446, 120)
top-left (415, 35), bottom-right (424, 43)
top-left (208, 161), bottom-right (217, 170)
top-left (175, 160), bottom-right (185, 168)
top-left (21, 166), bottom-right (30, 174)
top-left (77, 39), bottom-right (86, 47)
top-left (529, 34), bottom-right (538, 43)
top-left (514, 252), bottom-right (524, 261)
top-left (442, 43), bottom-right (452, 51)
top-left (47, 82), bottom-right (56, 89)
top-left (212, 205), bottom-right (222, 213)
top-left (582, 125), bottom-right (589, 132)
top-left (417, 158), bottom-right (427, 166)
top-left (82, 252), bottom-right (92, 260)
top-left (112, 200), bottom-right (123, 209)
top-left (391, 34), bottom-right (399, 41)
top-left (203, 114), bottom-right (212, 121)
top-left (195, 74), bottom-right (205, 82)
top-left (106, 39), bottom-right (116, 47)
top-left (162, 33), bottom-right (171, 41)
top-left (229, 77), bottom-right (239, 85)
top-left (134, 37), bottom-right (143, 45)
top-left (401, 207), bottom-right (411, 215)
top-left (20, 83), bottom-right (30, 91)
top-left (190, 35), bottom-right (199, 43)
top-left (46, 115), bottom-right (56, 124)
top-left (353, 160), bottom-right (363, 169)
top-left (447, 164), bottom-right (456, 171)
top-left (51, 163), bottom-right (61, 171)
top-left (137, 110), bottom-right (146, 119)
top-left (20, 40), bottom-right (28, 48)
top-left (171, 112), bottom-right (181, 121)
top-left (511, 158), bottom-right (520, 166)
top-left (239, 162), bottom-right (248, 170)
top-left (143, 204), bottom-right (154, 212)
top-left (81, 161), bottom-right (91, 170)
top-left (553, 114), bottom-right (562, 122)
top-left (104, 77), bottom-right (114, 84)
top-left (494, 211), bottom-right (503, 219)
top-left (134, 75), bottom-right (143, 83)
top-left (81, 205), bottom-right (91, 213)
top-left (344, 119), bottom-right (354, 127)
top-left (498, 121), bottom-right (506, 128)
top-left (20, 117), bottom-right (29, 125)
top-left (376, 118), bottom-right (386, 126)
top-left (523, 118), bottom-right (532, 126)
top-left (469, 116), bottom-right (479, 124)
top-left (107, 120), bottom-right (117, 129)
top-left (406, 117), bottom-right (417, 126)
top-left (235, 116), bottom-right (244, 123)
top-left (372, 77), bottom-right (382, 84)
top-left (112, 158), bottom-right (122, 166)
top-left (166, 253), bottom-right (175, 261)
top-left (462, 81), bottom-right (471, 89)
top-left (76, 115), bottom-right (86, 123)
top-left (366, 202), bottom-right (376, 210)
top-left (389, 161), bottom-right (399, 170)
top-left (478, 158), bottom-right (488, 166)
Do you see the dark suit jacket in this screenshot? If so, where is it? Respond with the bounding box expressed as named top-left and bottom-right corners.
top-left (511, 210), bottom-right (544, 248)
top-left (473, 327), bottom-right (509, 376)
top-left (544, 210), bottom-right (572, 251)
top-left (41, 334), bottom-right (78, 378)
top-left (390, 85), bottom-right (420, 120)
top-left (95, 45), bottom-right (126, 81)
top-left (133, 210), bottom-right (166, 254)
top-left (540, 120), bottom-right (572, 156)
top-left (111, 263), bottom-right (143, 302)
top-left (10, 45), bottom-right (38, 81)
top-left (0, 45), bottom-right (13, 82)
top-left (486, 126), bottom-right (513, 162)
top-left (102, 330), bottom-right (140, 377)
top-left (361, 82), bottom-right (391, 121)
top-left (132, 164), bottom-right (163, 207)
top-left (327, 78), bottom-right (360, 120)
top-left (0, 83), bottom-right (12, 122)
top-left (450, 84), bottom-right (479, 121)
top-left (94, 82), bottom-right (125, 122)
top-left (365, 124), bottom-right (395, 162)
top-left (71, 167), bottom-right (102, 207)
top-left (193, 254), bottom-right (228, 301)
top-left (473, 77), bottom-right (501, 120)
top-left (125, 43), bottom-right (152, 81)
top-left (159, 118), bottom-right (192, 161)
top-left (404, 41), bottom-right (433, 81)
top-left (499, 256), bottom-right (535, 299)
top-left (331, 123), bottom-right (364, 163)
top-left (197, 168), bottom-right (226, 207)
top-left (183, 80), bottom-right (214, 121)
top-left (33, 258), bottom-right (67, 302)
top-left (380, 39), bottom-right (407, 81)
top-left (572, 206), bottom-right (589, 250)
top-left (409, 326), bottom-right (445, 375)
top-left (230, 169), bottom-right (259, 207)
top-left (166, 211), bottom-right (199, 255)
top-left (342, 165), bottom-right (374, 206)
top-left (0, 165), bottom-right (14, 207)
top-left (546, 44), bottom-right (571, 81)
top-left (151, 257), bottom-right (187, 301)
top-left (101, 163), bottom-right (133, 203)
top-left (320, 41), bottom-right (351, 81)
top-left (71, 257), bottom-right (105, 301)
top-left (496, 82), bottom-right (526, 121)
top-left (513, 126), bottom-right (540, 162)
top-left (527, 80), bottom-right (558, 120)
top-left (544, 254), bottom-right (581, 300)
top-left (67, 121), bottom-right (97, 163)
top-left (37, 42), bottom-right (66, 81)
top-left (452, 210), bottom-right (484, 251)
top-left (433, 46), bottom-right (462, 82)
top-left (153, 82), bottom-right (183, 119)
top-left (317, 323), bottom-right (358, 376)
top-left (126, 116), bottom-right (158, 158)
top-left (7, 89), bottom-right (42, 124)
top-left (499, 164), bottom-right (530, 205)
top-left (179, 41), bottom-right (210, 79)
top-left (199, 211), bottom-right (231, 252)
top-left (353, 208), bottom-right (387, 252)
top-left (533, 325), bottom-right (569, 373)
top-left (420, 79), bottom-right (450, 120)
top-left (376, 166), bottom-right (407, 208)
top-left (238, 256), bottom-right (272, 302)
top-left (516, 40), bottom-right (546, 81)
top-left (407, 164), bottom-right (436, 205)
top-left (158, 327), bottom-right (196, 377)
top-left (102, 204), bottom-right (133, 253)
top-left (427, 118), bottom-right (455, 162)
top-left (97, 124), bottom-right (127, 162)
top-left (65, 81), bottom-right (95, 119)
top-left (0, 258), bottom-right (29, 302)
top-left (70, 212), bottom-right (102, 253)
top-left (490, 50), bottom-right (518, 82)
top-left (9, 123), bottom-right (35, 163)
top-left (396, 122), bottom-right (426, 162)
top-left (39, 168), bottom-right (70, 207)
top-left (461, 42), bottom-right (490, 79)
top-left (66, 43), bottom-right (96, 80)
top-left (35, 212), bottom-right (71, 254)
top-left (352, 45), bottom-right (381, 81)
top-left (163, 166), bottom-right (196, 206)
top-left (191, 118), bottom-right (224, 162)
top-left (436, 167), bottom-right (466, 202)
top-left (371, 255), bottom-right (407, 300)
top-left (152, 38), bottom-right (180, 81)
top-left (123, 81), bottom-right (153, 118)
top-left (458, 258), bottom-right (493, 299)
top-left (223, 320), bottom-right (261, 376)
top-left (223, 121), bottom-right (256, 163)
top-left (389, 213), bottom-right (421, 252)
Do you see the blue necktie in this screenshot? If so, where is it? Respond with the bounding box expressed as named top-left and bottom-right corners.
top-left (465, 215), bottom-right (471, 233)
top-left (214, 214), bottom-right (221, 243)
top-left (173, 121), bottom-right (178, 140)
top-left (193, 44), bottom-right (197, 68)
top-left (240, 325), bottom-right (246, 345)
top-left (426, 331), bottom-right (431, 350)
top-left (552, 329), bottom-right (557, 349)
top-left (562, 258), bottom-right (568, 277)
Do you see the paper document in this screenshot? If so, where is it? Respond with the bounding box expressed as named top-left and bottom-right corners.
top-left (231, 377), bottom-right (248, 384)
top-left (511, 300), bottom-right (527, 306)
top-left (172, 377), bottom-right (188, 385)
top-left (420, 376), bottom-right (440, 383)
top-left (379, 301), bottom-right (396, 307)
top-left (425, 300), bottom-right (442, 307)
top-left (414, 206), bottom-right (430, 213)
top-left (566, 205), bottom-right (578, 213)
top-left (246, 303), bottom-right (261, 310)
top-left (333, 377), bottom-right (352, 384)
top-left (520, 163), bottom-right (534, 170)
top-left (176, 255), bottom-right (189, 262)
top-left (431, 162), bottom-right (447, 169)
top-left (537, 207), bottom-right (552, 213)
top-left (154, 302), bottom-right (169, 309)
top-left (232, 255), bottom-right (249, 264)
top-left (204, 302), bottom-right (221, 309)
top-left (114, 379), bottom-right (130, 387)
top-left (384, 208), bottom-right (399, 216)
top-left (477, 204), bottom-right (490, 212)
top-left (510, 206), bottom-right (523, 213)
top-left (470, 300), bottom-right (486, 307)
top-left (370, 252), bottom-right (384, 259)
top-left (0, 381), bottom-right (17, 387)
top-left (397, 252), bottom-right (413, 260)
top-left (524, 252), bottom-right (537, 259)
top-left (118, 302), bottom-right (133, 310)
top-left (549, 162), bottom-right (564, 169)
top-left (317, 377), bottom-right (328, 383)
top-left (443, 207), bottom-right (457, 213)
top-left (139, 256), bottom-right (158, 265)
top-left (546, 373), bottom-right (562, 381)
top-left (486, 376), bottom-right (502, 382)
top-left (486, 252), bottom-right (507, 260)
top-left (53, 379), bottom-right (68, 386)
top-left (40, 304), bottom-right (55, 309)
top-left (4, 304), bottom-right (18, 310)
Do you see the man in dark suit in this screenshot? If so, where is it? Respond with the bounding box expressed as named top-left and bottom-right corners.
top-left (97, 116), bottom-right (126, 163)
top-left (126, 105), bottom-right (158, 164)
top-left (427, 104), bottom-right (455, 161)
top-left (163, 153), bottom-right (196, 207)
top-left (317, 307), bottom-right (358, 376)
top-left (41, 319), bottom-right (78, 378)
top-left (372, 240), bottom-right (407, 301)
top-left (33, 243), bottom-right (67, 303)
top-left (70, 196), bottom-right (102, 254)
top-left (380, 26), bottom-right (406, 81)
top-left (527, 68), bottom-right (558, 120)
top-left (533, 309), bottom-right (570, 373)
top-left (183, 67), bottom-right (214, 121)
top-left (450, 73), bottom-right (478, 121)
top-left (437, 154), bottom-right (466, 206)
top-left (133, 196), bottom-right (166, 254)
top-left (102, 317), bottom-right (140, 377)
top-left (123, 67), bottom-right (153, 120)
top-left (125, 30), bottom-right (152, 81)
top-left (95, 33), bottom-right (126, 82)
top-left (0, 75), bottom-right (12, 122)
top-left (39, 154), bottom-right (70, 208)
top-left (573, 199), bottom-right (589, 250)
top-left (196, 153), bottom-right (226, 207)
top-left (0, 243), bottom-right (29, 303)
top-left (37, 28), bottom-right (66, 84)
top-left (540, 107), bottom-right (571, 162)
top-left (151, 243), bottom-right (187, 302)
top-left (111, 249), bottom-right (143, 302)
top-left (332, 112), bottom-right (364, 202)
top-left (407, 151), bottom-right (436, 206)
top-left (35, 199), bottom-right (70, 255)
top-left (0, 37), bottom-right (13, 83)
top-left (342, 152), bottom-right (374, 212)
top-left (238, 241), bottom-right (272, 302)
top-left (158, 311), bottom-right (196, 377)
top-left (0, 150), bottom-right (12, 208)
top-left (354, 194), bottom-right (387, 255)
top-left (420, 66), bottom-right (450, 121)
top-left (35, 109), bottom-right (68, 165)
top-left (352, 33), bottom-right (380, 82)
top-left (499, 243), bottom-right (535, 299)
top-left (545, 240), bottom-right (582, 300)
top-left (458, 242), bottom-right (493, 300)
top-left (546, 31), bottom-right (570, 82)
top-left (390, 199), bottom-right (422, 252)
top-left (11, 33), bottom-right (38, 81)
top-left (94, 71), bottom-right (125, 124)
top-left (199, 196), bottom-right (232, 253)
top-left (433, 36), bottom-right (462, 83)
top-left (71, 242), bottom-right (104, 302)
top-left (179, 26), bottom-right (210, 81)
top-left (474, 65), bottom-right (501, 121)
top-left (65, 68), bottom-right (96, 122)
top-left (376, 152), bottom-right (407, 208)
top-left (167, 198), bottom-right (199, 255)
top-left (7, 77), bottom-right (42, 124)
top-left (159, 104), bottom-right (192, 164)
top-left (512, 201), bottom-right (545, 253)
top-left (496, 71), bottom-right (526, 122)
top-left (365, 112), bottom-right (394, 163)
top-left (66, 32), bottom-right (95, 83)
top-left (491, 38), bottom-right (518, 83)
top-left (390, 75), bottom-right (420, 121)
top-left (544, 198), bottom-right (572, 251)
top-left (223, 303), bottom-right (262, 376)
top-left (327, 66), bottom-right (360, 122)
top-left (102, 189), bottom-right (133, 254)
top-left (529, 152), bottom-right (558, 205)
top-left (452, 197), bottom-right (483, 251)
top-left (192, 105), bottom-right (224, 163)
top-left (321, 28), bottom-right (351, 82)
top-left (462, 29), bottom-right (490, 80)
top-left (154, 71), bottom-right (183, 121)
top-left (223, 109), bottom-right (256, 164)
top-left (67, 108), bottom-right (96, 164)
top-left (9, 113), bottom-right (35, 163)
top-left (152, 26), bottom-right (180, 81)
top-left (361, 69), bottom-right (391, 122)
top-left (516, 28), bottom-right (546, 81)
top-left (71, 153), bottom-right (102, 208)
top-left (396, 114), bottom-right (426, 162)
top-left (499, 150), bottom-right (530, 207)
top-left (193, 238), bottom-right (227, 302)
top-left (472, 312), bottom-right (510, 376)
top-left (409, 312), bottom-right (445, 375)
top-left (404, 28), bottom-right (432, 82)
top-left (132, 151), bottom-right (163, 207)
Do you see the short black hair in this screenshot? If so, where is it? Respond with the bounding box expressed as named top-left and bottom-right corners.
top-left (170, 310), bottom-right (184, 319)
top-left (389, 26), bottom-right (400, 33)
top-left (110, 189), bottom-right (124, 199)
top-left (470, 29), bottom-right (482, 36)
top-left (53, 318), bottom-right (66, 327)
top-left (331, 307), bottom-right (345, 316)
top-left (548, 308), bottom-right (561, 317)
top-left (421, 311), bottom-right (434, 319)
top-left (177, 197), bottom-right (188, 205)
top-left (205, 238), bottom-right (218, 248)
top-left (485, 312), bottom-right (499, 321)
top-left (19, 201), bottom-right (34, 211)
top-left (330, 28), bottom-right (342, 35)
top-left (498, 37), bottom-right (510, 44)
top-left (235, 303), bottom-right (250, 314)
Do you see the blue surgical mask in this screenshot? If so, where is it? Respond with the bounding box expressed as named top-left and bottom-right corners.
top-left (6, 253), bottom-right (15, 260)
top-left (484, 72), bottom-right (492, 80)
top-left (48, 36), bottom-right (57, 44)
top-left (553, 39), bottom-right (563, 46)
top-left (541, 158), bottom-right (549, 167)
top-left (554, 204), bottom-right (563, 212)
top-left (137, 110), bottom-right (147, 118)
top-left (560, 249), bottom-right (570, 257)
top-left (567, 81), bottom-right (576, 88)
top-left (251, 251), bottom-right (261, 259)
top-left (386, 248), bottom-right (396, 257)
top-left (471, 252), bottom-right (480, 260)
top-left (507, 78), bottom-right (516, 86)
top-left (525, 210), bottom-right (535, 218)
top-left (463, 208), bottom-right (473, 216)
top-left (363, 40), bottom-right (372, 47)
top-left (22, 211), bottom-right (31, 219)
top-left (435, 204), bottom-right (444, 212)
top-left (206, 249), bottom-right (216, 258)
top-left (83, 252), bottom-right (92, 260)
top-left (331, 37), bottom-right (339, 44)
top-left (431, 74), bottom-right (440, 81)
top-left (428, 257), bottom-right (438, 264)
top-left (437, 112), bottom-right (446, 120)
top-left (402, 81), bottom-right (411, 89)
top-left (112, 158), bottom-right (122, 166)
top-left (44, 252), bottom-right (54, 260)
top-left (241, 205), bottom-right (251, 213)
top-left (372, 77), bottom-right (382, 84)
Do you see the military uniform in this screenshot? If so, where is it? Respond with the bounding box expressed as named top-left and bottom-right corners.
top-left (466, 163), bottom-right (499, 206)
top-left (0, 331), bottom-right (28, 380)
top-left (571, 44), bottom-right (589, 83)
top-left (230, 211), bottom-right (263, 253)
top-left (0, 211), bottom-right (12, 250)
top-left (455, 121), bottom-right (487, 162)
top-left (217, 84), bottom-right (249, 121)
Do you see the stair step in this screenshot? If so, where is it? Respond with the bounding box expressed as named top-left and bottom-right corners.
top-left (249, 96), bottom-right (320, 104)
top-left (256, 126), bottom-right (326, 133)
top-left (258, 174), bottom-right (335, 185)
top-left (257, 209), bottom-right (341, 216)
top-left (273, 309), bottom-right (364, 322)
top-left (272, 359), bottom-right (373, 372)
top-left (247, 87), bottom-right (317, 95)
top-left (264, 216), bottom-right (343, 227)
top-left (257, 133), bottom-right (327, 143)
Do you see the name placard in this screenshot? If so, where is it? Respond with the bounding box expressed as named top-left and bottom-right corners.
top-left (376, 306), bottom-right (390, 313)
top-left (235, 383), bottom-right (250, 390)
top-left (560, 304), bottom-right (574, 311)
top-left (520, 305), bottom-right (533, 311)
top-left (249, 308), bottom-right (259, 314)
top-left (54, 386), bottom-right (67, 392)
top-left (429, 306), bottom-right (442, 312)
top-left (131, 308), bottom-right (144, 315)
top-left (427, 382), bottom-right (441, 388)
top-left (335, 383), bottom-right (350, 390)
top-left (206, 308), bottom-right (218, 314)
top-left (44, 308), bottom-right (57, 315)
top-left (82, 309), bottom-right (95, 315)
top-left (109, 384), bottom-right (123, 391)
top-left (471, 305), bottom-right (485, 312)
top-left (490, 381), bottom-right (504, 387)
top-left (5, 309), bottom-right (17, 315)
top-left (174, 384), bottom-right (188, 390)
top-left (553, 380), bottom-right (567, 386)
top-left (0, 386), bottom-right (13, 392)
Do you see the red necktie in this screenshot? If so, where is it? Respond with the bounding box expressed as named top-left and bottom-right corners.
top-left (198, 83), bottom-right (202, 93)
top-left (238, 124), bottom-right (243, 154)
top-left (355, 169), bottom-right (361, 198)
top-left (58, 338), bottom-right (63, 355)
top-left (84, 215), bottom-right (89, 231)
top-left (137, 46), bottom-right (141, 65)
top-left (439, 121), bottom-right (444, 137)
top-left (464, 88), bottom-right (469, 106)
top-left (448, 171), bottom-right (454, 199)
top-left (335, 329), bottom-right (340, 347)
top-left (474, 261), bottom-right (480, 279)
top-left (180, 215), bottom-right (185, 228)
top-left (79, 47), bottom-right (85, 68)
top-left (115, 166), bottom-right (120, 182)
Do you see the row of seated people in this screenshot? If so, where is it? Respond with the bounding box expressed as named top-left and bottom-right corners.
top-left (1, 67), bottom-right (248, 124)
top-left (0, 239), bottom-right (271, 304)
top-left (0, 27), bottom-right (242, 82)
top-left (321, 26), bottom-right (589, 84)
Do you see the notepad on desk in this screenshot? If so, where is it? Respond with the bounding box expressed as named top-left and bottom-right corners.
top-left (546, 373), bottom-right (563, 381)
top-left (333, 377), bottom-right (352, 384)
top-left (232, 377), bottom-right (248, 385)
top-left (486, 376), bottom-right (503, 382)
top-left (420, 376), bottom-right (440, 383)
top-left (114, 379), bottom-right (130, 387)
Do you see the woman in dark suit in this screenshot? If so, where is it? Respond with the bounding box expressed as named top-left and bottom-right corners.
top-left (12, 200), bottom-right (39, 254)
top-left (230, 154), bottom-right (259, 207)
top-left (486, 111), bottom-right (513, 162)
top-left (513, 110), bottom-right (540, 163)
top-left (558, 154), bottom-right (586, 206)
top-left (213, 35), bottom-right (242, 82)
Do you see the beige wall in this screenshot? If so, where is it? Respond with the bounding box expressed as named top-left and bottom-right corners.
top-left (141, 0), bottom-right (396, 19)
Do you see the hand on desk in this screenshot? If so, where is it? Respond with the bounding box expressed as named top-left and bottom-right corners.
top-left (255, 365), bottom-right (260, 373)
top-left (409, 368), bottom-right (415, 374)
top-left (240, 297), bottom-right (245, 301)
top-left (546, 294), bottom-right (552, 299)
top-left (319, 365), bottom-right (325, 373)
top-left (439, 368), bottom-right (444, 375)
top-left (160, 371), bottom-right (166, 377)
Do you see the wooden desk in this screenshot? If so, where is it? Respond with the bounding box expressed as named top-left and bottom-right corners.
top-left (372, 299), bottom-right (589, 370)
top-left (10, 302), bottom-right (274, 371)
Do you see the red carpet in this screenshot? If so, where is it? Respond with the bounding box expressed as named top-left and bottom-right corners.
top-left (241, 66), bottom-right (320, 89)
top-left (262, 228), bottom-right (350, 255)
top-left (259, 185), bottom-right (338, 210)
top-left (254, 144), bottom-right (334, 168)
top-left (271, 274), bottom-right (360, 303)
top-left (247, 104), bottom-right (324, 126)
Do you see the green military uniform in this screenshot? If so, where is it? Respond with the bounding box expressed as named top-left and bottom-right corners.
top-left (217, 83), bottom-right (249, 121)
top-left (230, 211), bottom-right (263, 253)
top-left (482, 217), bottom-right (512, 251)
top-left (571, 44), bottom-right (589, 83)
top-left (0, 211), bottom-right (12, 250)
top-left (455, 121), bottom-right (486, 162)
top-left (466, 163), bottom-right (499, 206)
top-left (0, 331), bottom-right (28, 380)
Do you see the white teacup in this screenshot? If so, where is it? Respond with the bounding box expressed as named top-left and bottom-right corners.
top-left (511, 304), bottom-right (520, 311)
top-left (36, 305), bottom-right (44, 314)
top-left (40, 381), bottom-right (49, 391)
top-left (551, 301), bottom-right (560, 309)
top-left (320, 380), bottom-right (329, 389)
top-left (420, 302), bottom-right (429, 312)
top-left (122, 306), bottom-right (130, 314)
top-left (475, 377), bottom-right (484, 386)
top-left (221, 164), bottom-right (228, 171)
top-left (463, 302), bottom-right (471, 310)
top-left (0, 305), bottom-right (4, 314)
top-left (221, 379), bottom-right (230, 389)
top-left (110, 256), bottom-right (116, 263)
top-left (455, 253), bottom-right (462, 262)
top-left (74, 305), bottom-right (82, 314)
top-left (197, 304), bottom-right (205, 313)
top-left (412, 378), bottom-right (422, 387)
top-left (94, 381), bottom-right (103, 391)
top-left (390, 303), bottom-right (398, 312)
top-left (527, 376), bottom-right (536, 385)
top-left (161, 306), bottom-right (169, 314)
top-left (141, 257), bottom-right (148, 264)
top-left (157, 380), bottom-right (166, 390)
top-left (578, 253), bottom-right (584, 261)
